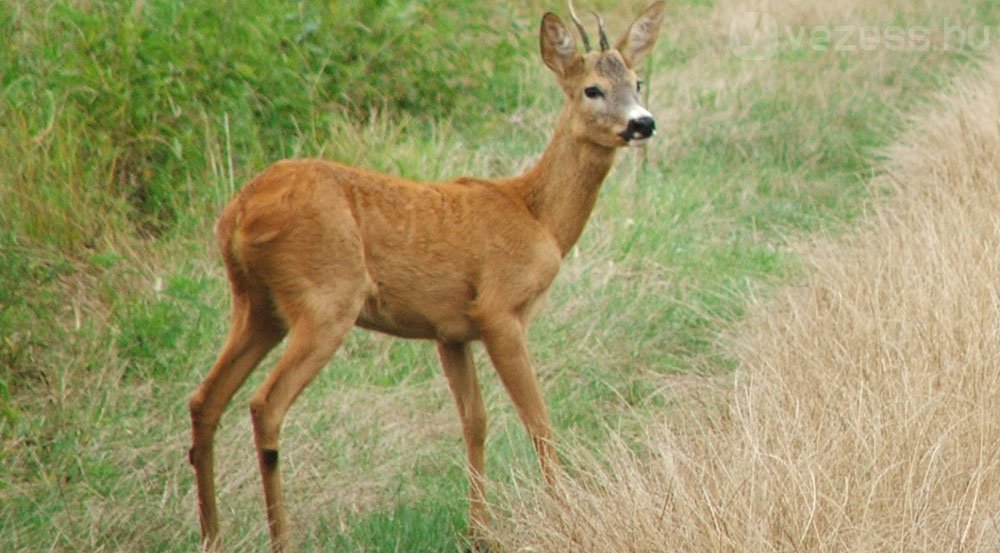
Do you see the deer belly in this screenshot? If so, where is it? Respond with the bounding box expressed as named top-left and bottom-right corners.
top-left (355, 291), bottom-right (478, 342)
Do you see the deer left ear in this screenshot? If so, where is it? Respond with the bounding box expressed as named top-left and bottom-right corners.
top-left (540, 12), bottom-right (578, 78)
top-left (615, 0), bottom-right (666, 67)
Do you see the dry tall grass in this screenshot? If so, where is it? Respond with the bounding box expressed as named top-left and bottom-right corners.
top-left (487, 47), bottom-right (1000, 553)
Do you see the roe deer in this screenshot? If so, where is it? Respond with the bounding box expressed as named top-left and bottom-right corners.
top-left (188, 1), bottom-right (665, 550)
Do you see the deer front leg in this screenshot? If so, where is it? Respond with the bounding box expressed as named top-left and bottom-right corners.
top-left (437, 341), bottom-right (489, 538)
top-left (479, 318), bottom-right (560, 484)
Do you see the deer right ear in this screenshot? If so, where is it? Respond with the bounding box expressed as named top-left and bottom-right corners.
top-left (615, 0), bottom-right (666, 67)
top-left (540, 13), bottom-right (578, 79)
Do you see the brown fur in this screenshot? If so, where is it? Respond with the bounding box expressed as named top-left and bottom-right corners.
top-left (188, 3), bottom-right (665, 551)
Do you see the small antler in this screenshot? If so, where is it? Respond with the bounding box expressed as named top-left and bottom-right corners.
top-left (591, 11), bottom-right (610, 52)
top-left (567, 0), bottom-right (592, 52)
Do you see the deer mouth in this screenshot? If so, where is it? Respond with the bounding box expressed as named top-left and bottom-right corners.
top-left (619, 129), bottom-right (655, 146)
top-left (627, 136), bottom-right (652, 147)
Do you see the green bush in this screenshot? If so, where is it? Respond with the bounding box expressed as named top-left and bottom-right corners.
top-left (1, 0), bottom-right (530, 242)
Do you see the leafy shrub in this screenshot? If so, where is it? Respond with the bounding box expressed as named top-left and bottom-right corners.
top-left (1, 0), bottom-right (530, 240)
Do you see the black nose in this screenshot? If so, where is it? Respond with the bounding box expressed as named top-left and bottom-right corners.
top-left (625, 116), bottom-right (656, 140)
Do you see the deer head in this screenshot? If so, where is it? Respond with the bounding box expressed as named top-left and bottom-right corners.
top-left (540, 1), bottom-right (667, 149)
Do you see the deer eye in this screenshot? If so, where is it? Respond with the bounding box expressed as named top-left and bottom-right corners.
top-left (636, 80), bottom-right (643, 93)
top-left (584, 86), bottom-right (604, 99)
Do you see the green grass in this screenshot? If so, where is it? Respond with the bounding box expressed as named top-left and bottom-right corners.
top-left (2, 0), bottom-right (998, 551)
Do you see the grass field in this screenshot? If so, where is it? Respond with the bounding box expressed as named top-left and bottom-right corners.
top-left (489, 37), bottom-right (1000, 553)
top-left (2, 0), bottom-right (999, 551)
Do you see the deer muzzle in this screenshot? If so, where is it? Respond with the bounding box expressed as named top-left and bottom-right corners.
top-left (620, 112), bottom-right (656, 145)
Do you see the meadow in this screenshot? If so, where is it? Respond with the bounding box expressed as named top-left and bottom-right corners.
top-left (2, 0), bottom-right (999, 551)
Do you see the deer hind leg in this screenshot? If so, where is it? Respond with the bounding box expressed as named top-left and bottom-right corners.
top-left (437, 341), bottom-right (489, 539)
top-left (189, 293), bottom-right (286, 550)
top-left (248, 286), bottom-right (365, 553)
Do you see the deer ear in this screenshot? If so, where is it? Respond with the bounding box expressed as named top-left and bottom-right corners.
top-left (615, 0), bottom-right (666, 67)
top-left (540, 12), bottom-right (577, 78)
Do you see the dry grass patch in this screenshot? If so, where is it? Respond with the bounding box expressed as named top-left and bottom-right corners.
top-left (487, 45), bottom-right (1000, 553)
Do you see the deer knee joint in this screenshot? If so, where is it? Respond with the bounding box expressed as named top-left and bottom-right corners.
top-left (249, 396), bottom-right (281, 450)
top-left (188, 392), bottom-right (206, 422)
top-left (248, 395), bottom-right (269, 426)
top-left (189, 391), bottom-right (223, 434)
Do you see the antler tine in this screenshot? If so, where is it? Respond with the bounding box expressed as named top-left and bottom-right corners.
top-left (591, 10), bottom-right (610, 52)
top-left (567, 0), bottom-right (592, 52)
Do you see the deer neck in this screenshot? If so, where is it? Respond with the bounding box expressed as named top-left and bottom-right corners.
top-left (515, 105), bottom-right (618, 256)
